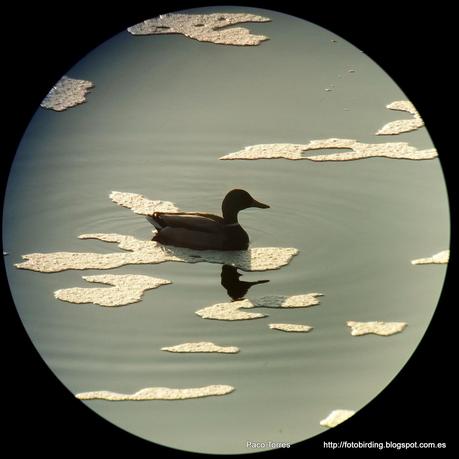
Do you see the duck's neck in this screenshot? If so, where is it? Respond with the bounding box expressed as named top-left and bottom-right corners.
top-left (222, 207), bottom-right (239, 225)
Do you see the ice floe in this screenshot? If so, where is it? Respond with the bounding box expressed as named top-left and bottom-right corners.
top-left (128, 12), bottom-right (270, 46)
top-left (195, 293), bottom-right (321, 321)
top-left (268, 323), bottom-right (313, 332)
top-left (411, 250), bottom-right (449, 265)
top-left (110, 191), bottom-right (180, 215)
top-left (376, 100), bottom-right (424, 135)
top-left (40, 76), bottom-right (94, 112)
top-left (346, 321), bottom-right (407, 336)
top-left (161, 342), bottom-right (239, 353)
top-left (196, 299), bottom-right (267, 321)
top-left (54, 274), bottom-right (171, 307)
top-left (320, 409), bottom-right (356, 428)
top-left (76, 384), bottom-right (235, 401)
top-left (252, 293), bottom-right (322, 308)
top-left (15, 233), bottom-right (298, 273)
top-left (220, 138), bottom-right (437, 161)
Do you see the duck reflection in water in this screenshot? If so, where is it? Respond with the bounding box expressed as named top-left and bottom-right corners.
top-left (221, 264), bottom-right (269, 301)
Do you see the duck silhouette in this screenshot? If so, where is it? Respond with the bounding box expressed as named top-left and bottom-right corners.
top-left (147, 189), bottom-right (269, 250)
top-left (221, 265), bottom-right (269, 300)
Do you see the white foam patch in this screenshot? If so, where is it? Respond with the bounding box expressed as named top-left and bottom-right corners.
top-left (54, 274), bottom-right (171, 307)
top-left (269, 323), bottom-right (313, 332)
top-left (411, 250), bottom-right (449, 265)
top-left (220, 138), bottom-right (437, 161)
top-left (110, 191), bottom-right (180, 215)
top-left (128, 12), bottom-right (270, 46)
top-left (40, 76), bottom-right (94, 112)
top-left (196, 299), bottom-right (267, 321)
top-left (15, 233), bottom-right (298, 273)
top-left (376, 100), bottom-right (424, 135)
top-left (320, 409), bottom-right (356, 428)
top-left (195, 293), bottom-right (321, 321)
top-left (161, 342), bottom-right (239, 353)
top-left (346, 321), bottom-right (407, 336)
top-left (76, 384), bottom-right (235, 401)
top-left (252, 293), bottom-right (323, 308)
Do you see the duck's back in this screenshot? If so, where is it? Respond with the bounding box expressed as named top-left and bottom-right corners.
top-left (149, 212), bottom-right (224, 233)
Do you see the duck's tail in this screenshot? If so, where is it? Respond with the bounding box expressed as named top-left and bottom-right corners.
top-left (146, 213), bottom-right (164, 230)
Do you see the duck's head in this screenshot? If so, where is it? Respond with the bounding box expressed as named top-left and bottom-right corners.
top-left (222, 189), bottom-right (269, 222)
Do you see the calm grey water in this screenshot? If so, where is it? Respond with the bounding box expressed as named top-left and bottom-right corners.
top-left (2, 6), bottom-right (449, 454)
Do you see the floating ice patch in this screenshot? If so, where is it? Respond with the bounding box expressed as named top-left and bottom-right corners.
top-left (54, 274), bottom-right (171, 307)
top-left (128, 13), bottom-right (270, 46)
top-left (376, 100), bottom-right (424, 135)
top-left (251, 293), bottom-right (322, 308)
top-left (196, 299), bottom-right (267, 321)
top-left (195, 293), bottom-right (321, 321)
top-left (411, 250), bottom-right (449, 265)
top-left (15, 233), bottom-right (298, 273)
top-left (220, 138), bottom-right (437, 161)
top-left (76, 384), bottom-right (234, 401)
top-left (40, 76), bottom-right (94, 112)
top-left (268, 323), bottom-right (313, 332)
top-left (161, 342), bottom-right (239, 353)
top-left (110, 191), bottom-right (180, 215)
top-left (320, 409), bottom-right (356, 428)
top-left (346, 321), bottom-right (407, 336)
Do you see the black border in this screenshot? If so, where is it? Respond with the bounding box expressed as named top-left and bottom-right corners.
top-left (2, 1), bottom-right (455, 456)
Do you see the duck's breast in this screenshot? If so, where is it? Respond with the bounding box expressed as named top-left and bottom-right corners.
top-left (223, 225), bottom-right (249, 250)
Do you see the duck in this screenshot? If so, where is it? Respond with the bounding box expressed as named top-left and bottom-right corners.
top-left (146, 189), bottom-right (270, 250)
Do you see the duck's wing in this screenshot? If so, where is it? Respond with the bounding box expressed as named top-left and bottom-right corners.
top-left (149, 212), bottom-right (225, 234)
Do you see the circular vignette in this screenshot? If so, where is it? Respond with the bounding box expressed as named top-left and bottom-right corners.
top-left (2, 2), bottom-right (454, 455)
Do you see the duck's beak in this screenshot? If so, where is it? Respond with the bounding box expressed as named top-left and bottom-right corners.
top-left (251, 198), bottom-right (270, 209)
